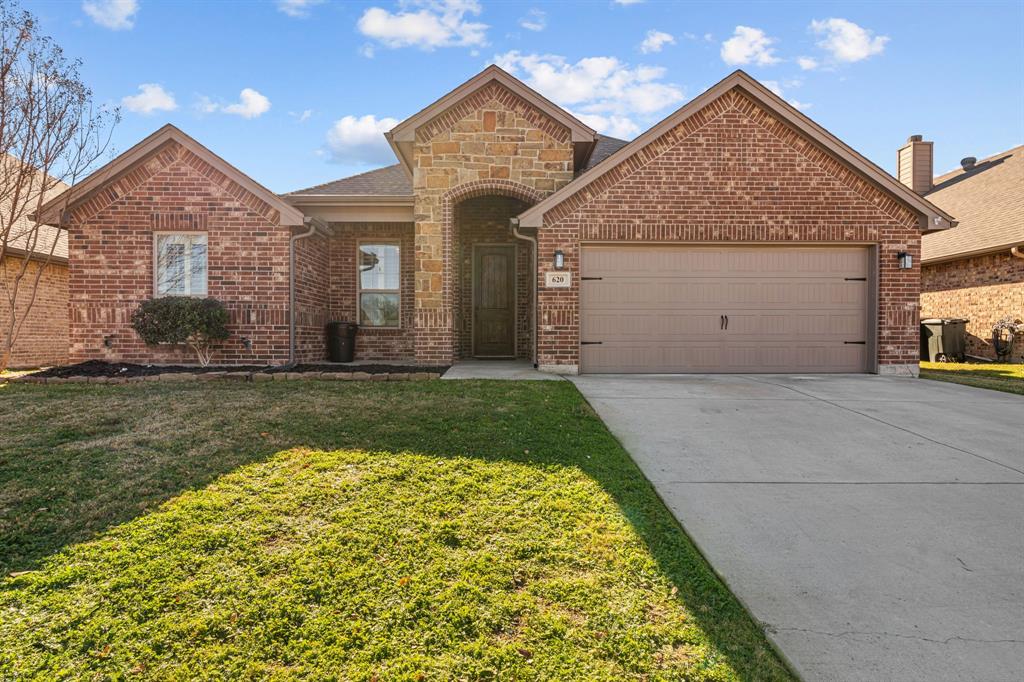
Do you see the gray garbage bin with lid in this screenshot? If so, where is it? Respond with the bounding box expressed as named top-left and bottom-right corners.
top-left (920, 318), bottom-right (968, 362)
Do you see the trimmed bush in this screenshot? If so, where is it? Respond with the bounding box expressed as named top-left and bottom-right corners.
top-left (131, 297), bottom-right (230, 366)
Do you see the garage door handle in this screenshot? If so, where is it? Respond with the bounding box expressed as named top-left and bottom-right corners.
top-left (720, 315), bottom-right (725, 330)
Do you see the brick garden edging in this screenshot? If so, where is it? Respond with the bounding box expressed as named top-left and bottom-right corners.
top-left (6, 371), bottom-right (442, 385)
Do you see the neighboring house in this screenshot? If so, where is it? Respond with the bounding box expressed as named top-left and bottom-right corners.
top-left (1, 161), bottom-right (69, 369)
top-left (901, 139), bottom-right (1024, 360)
top-left (35, 67), bottom-right (954, 375)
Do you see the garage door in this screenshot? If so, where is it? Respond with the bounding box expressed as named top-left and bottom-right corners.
top-left (580, 245), bottom-right (872, 373)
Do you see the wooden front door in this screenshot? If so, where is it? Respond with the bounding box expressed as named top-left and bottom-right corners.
top-left (473, 244), bottom-right (516, 357)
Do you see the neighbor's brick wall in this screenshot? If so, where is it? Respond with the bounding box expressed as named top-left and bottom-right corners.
top-left (454, 195), bottom-right (532, 359)
top-left (537, 88), bottom-right (923, 371)
top-left (1, 256), bottom-right (68, 368)
top-left (328, 223), bottom-right (415, 361)
top-left (411, 82), bottom-right (574, 363)
top-left (922, 252), bottom-right (1024, 360)
top-left (67, 139), bottom-right (292, 365)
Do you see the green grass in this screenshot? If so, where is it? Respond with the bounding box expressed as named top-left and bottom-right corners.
top-left (920, 361), bottom-right (1024, 396)
top-left (0, 379), bottom-right (789, 680)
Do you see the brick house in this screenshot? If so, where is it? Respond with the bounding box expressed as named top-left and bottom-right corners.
top-left (901, 139), bottom-right (1023, 361)
top-left (1, 163), bottom-right (69, 369)
top-left (36, 68), bottom-right (954, 375)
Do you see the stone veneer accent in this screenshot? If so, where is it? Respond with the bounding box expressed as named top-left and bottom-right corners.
top-left (922, 251), bottom-right (1024, 360)
top-left (535, 88), bottom-right (924, 373)
top-left (411, 82), bottom-right (575, 363)
top-left (1, 256), bottom-right (68, 368)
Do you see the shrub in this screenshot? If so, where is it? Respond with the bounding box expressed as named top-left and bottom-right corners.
top-left (131, 297), bottom-right (231, 367)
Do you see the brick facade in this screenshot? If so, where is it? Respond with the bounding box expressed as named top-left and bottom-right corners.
top-left (67, 140), bottom-right (293, 365)
top-left (327, 223), bottom-right (416, 361)
top-left (922, 252), bottom-right (1024, 360)
top-left (1, 256), bottom-right (68, 368)
top-left (535, 88), bottom-right (923, 373)
top-left (411, 82), bottom-right (574, 363)
top-left (62, 73), bottom-right (940, 373)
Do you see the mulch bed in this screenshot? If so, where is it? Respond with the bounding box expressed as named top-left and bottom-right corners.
top-left (30, 360), bottom-right (449, 379)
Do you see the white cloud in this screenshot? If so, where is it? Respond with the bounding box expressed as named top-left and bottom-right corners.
top-left (640, 30), bottom-right (675, 54)
top-left (358, 0), bottom-right (487, 50)
top-left (613, 0), bottom-right (644, 5)
top-left (82, 0), bottom-right (137, 30)
top-left (797, 56), bottom-right (819, 70)
top-left (277, 0), bottom-right (324, 18)
top-left (720, 26), bottom-right (780, 66)
top-left (519, 8), bottom-right (546, 32)
top-left (759, 80), bottom-right (811, 111)
top-left (573, 113), bottom-right (640, 139)
top-left (325, 114), bottom-right (401, 165)
top-left (492, 51), bottom-right (684, 139)
top-left (290, 109), bottom-right (314, 123)
top-left (222, 88), bottom-right (271, 118)
top-left (197, 89), bottom-right (271, 119)
top-left (121, 83), bottom-right (177, 115)
top-left (810, 18), bottom-right (888, 62)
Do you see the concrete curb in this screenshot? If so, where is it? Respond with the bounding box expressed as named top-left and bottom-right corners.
top-left (3, 371), bottom-right (442, 385)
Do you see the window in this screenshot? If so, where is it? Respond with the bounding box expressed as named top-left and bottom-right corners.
top-left (358, 243), bottom-right (400, 327)
top-left (155, 233), bottom-right (208, 296)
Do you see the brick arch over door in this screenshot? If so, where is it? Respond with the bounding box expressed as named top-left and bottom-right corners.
top-left (440, 180), bottom-right (543, 360)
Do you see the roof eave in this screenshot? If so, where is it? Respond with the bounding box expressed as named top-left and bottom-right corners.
top-left (284, 194), bottom-right (415, 207)
top-left (922, 242), bottom-right (1024, 266)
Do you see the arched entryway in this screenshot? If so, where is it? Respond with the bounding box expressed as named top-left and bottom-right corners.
top-left (443, 181), bottom-right (542, 360)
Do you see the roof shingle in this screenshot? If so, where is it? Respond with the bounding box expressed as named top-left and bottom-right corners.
top-left (923, 145), bottom-right (1024, 262)
top-left (286, 164), bottom-right (412, 196)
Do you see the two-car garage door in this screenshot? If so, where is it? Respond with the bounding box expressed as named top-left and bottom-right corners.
top-left (580, 245), bottom-right (873, 374)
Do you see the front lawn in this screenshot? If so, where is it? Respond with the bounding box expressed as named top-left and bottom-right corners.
top-left (0, 380), bottom-right (789, 680)
top-left (920, 361), bottom-right (1024, 396)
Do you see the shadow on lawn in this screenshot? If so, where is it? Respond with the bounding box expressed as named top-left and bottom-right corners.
top-left (0, 379), bottom-right (789, 678)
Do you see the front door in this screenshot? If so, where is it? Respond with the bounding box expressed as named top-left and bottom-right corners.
top-left (473, 244), bottom-right (516, 357)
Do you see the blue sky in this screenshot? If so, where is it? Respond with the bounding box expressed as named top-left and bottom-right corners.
top-left (28, 0), bottom-right (1024, 193)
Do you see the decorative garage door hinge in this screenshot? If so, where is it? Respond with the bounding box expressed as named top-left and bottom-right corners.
top-left (581, 341), bottom-right (603, 345)
top-left (844, 277), bottom-right (867, 281)
top-left (581, 276), bottom-right (603, 281)
top-left (844, 341), bottom-right (867, 345)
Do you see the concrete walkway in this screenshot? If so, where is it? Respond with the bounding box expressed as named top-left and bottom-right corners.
top-left (441, 360), bottom-right (563, 380)
top-left (571, 374), bottom-right (1024, 681)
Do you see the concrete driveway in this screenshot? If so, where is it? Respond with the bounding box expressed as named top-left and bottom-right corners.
top-left (571, 374), bottom-right (1023, 681)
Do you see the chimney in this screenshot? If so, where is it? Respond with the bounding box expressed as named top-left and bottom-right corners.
top-left (897, 135), bottom-right (933, 194)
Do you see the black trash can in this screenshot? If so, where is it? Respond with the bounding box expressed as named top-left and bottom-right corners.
top-left (920, 318), bottom-right (968, 362)
top-left (326, 321), bottom-right (358, 363)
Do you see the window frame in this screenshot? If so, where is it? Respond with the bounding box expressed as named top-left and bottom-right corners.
top-left (356, 240), bottom-right (401, 329)
top-left (152, 231), bottom-right (209, 298)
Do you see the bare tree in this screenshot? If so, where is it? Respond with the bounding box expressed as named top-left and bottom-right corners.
top-left (0, 1), bottom-right (117, 371)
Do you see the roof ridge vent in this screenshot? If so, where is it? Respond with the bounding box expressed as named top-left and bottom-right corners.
top-left (960, 156), bottom-right (977, 171)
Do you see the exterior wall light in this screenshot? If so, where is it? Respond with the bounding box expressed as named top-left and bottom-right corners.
top-left (103, 334), bottom-right (114, 348)
top-left (553, 250), bottom-right (565, 270)
top-left (897, 251), bottom-right (913, 269)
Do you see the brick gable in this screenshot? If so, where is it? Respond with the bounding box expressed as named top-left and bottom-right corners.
top-left (68, 143), bottom-right (293, 365)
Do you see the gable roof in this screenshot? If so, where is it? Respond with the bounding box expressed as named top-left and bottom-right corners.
top-left (385, 64), bottom-right (598, 176)
top-left (517, 70), bottom-right (957, 231)
top-left (34, 124), bottom-right (305, 227)
top-left (286, 164), bottom-right (412, 197)
top-left (922, 146), bottom-right (1024, 263)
